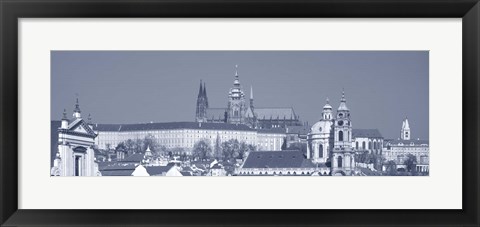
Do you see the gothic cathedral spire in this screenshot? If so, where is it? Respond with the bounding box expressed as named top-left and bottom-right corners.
top-left (195, 80), bottom-right (208, 122)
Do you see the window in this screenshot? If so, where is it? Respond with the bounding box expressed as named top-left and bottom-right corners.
top-left (74, 155), bottom-right (81, 176)
top-left (338, 131), bottom-right (344, 141)
top-left (356, 141), bottom-right (359, 149)
top-left (362, 141), bottom-right (366, 150)
top-left (338, 156), bottom-right (343, 168)
top-left (319, 144), bottom-right (323, 158)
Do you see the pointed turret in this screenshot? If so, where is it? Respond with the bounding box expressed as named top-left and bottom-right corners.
top-left (250, 85), bottom-right (254, 109)
top-left (198, 80), bottom-right (203, 98)
top-left (61, 108), bottom-right (69, 129)
top-left (401, 117), bottom-right (411, 140)
top-left (203, 82), bottom-right (209, 108)
top-left (73, 98), bottom-right (81, 118)
top-left (337, 89), bottom-right (349, 111)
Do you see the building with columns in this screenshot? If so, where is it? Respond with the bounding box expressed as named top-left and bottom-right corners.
top-left (51, 99), bottom-right (99, 176)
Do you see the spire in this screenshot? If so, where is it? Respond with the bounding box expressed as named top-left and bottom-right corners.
top-left (62, 109), bottom-right (68, 120)
top-left (326, 97), bottom-right (329, 104)
top-left (204, 82), bottom-right (209, 108)
top-left (198, 80), bottom-right (203, 97)
top-left (233, 65), bottom-right (240, 86)
top-left (403, 117), bottom-right (410, 129)
top-left (250, 85), bottom-right (253, 100)
top-left (74, 97), bottom-right (81, 113)
top-left (338, 89), bottom-right (349, 111)
top-left (203, 82), bottom-right (207, 97)
top-left (340, 88), bottom-right (346, 103)
top-left (73, 96), bottom-right (82, 118)
top-left (87, 113), bottom-right (92, 123)
top-left (249, 85), bottom-right (254, 110)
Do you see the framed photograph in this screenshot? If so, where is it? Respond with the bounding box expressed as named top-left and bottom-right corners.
top-left (1, 0), bottom-right (479, 226)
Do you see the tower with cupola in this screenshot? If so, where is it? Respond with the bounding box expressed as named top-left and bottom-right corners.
top-left (307, 98), bottom-right (335, 164)
top-left (331, 90), bottom-right (356, 176)
top-left (227, 65), bottom-right (247, 124)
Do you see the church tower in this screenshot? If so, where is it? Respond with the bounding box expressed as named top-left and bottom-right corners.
top-left (195, 80), bottom-right (208, 122)
top-left (401, 117), bottom-right (410, 140)
top-left (331, 90), bottom-right (356, 176)
top-left (227, 65), bottom-right (247, 124)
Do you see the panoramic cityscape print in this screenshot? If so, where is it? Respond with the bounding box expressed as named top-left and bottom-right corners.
top-left (50, 51), bottom-right (429, 177)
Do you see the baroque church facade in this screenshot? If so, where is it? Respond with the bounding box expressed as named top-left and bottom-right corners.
top-left (307, 91), bottom-right (356, 176)
top-left (51, 99), bottom-right (100, 176)
top-left (195, 65), bottom-right (303, 129)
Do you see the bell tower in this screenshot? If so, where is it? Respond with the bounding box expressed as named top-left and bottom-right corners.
top-left (401, 117), bottom-right (411, 140)
top-left (227, 65), bottom-right (247, 124)
top-left (331, 90), bottom-right (355, 176)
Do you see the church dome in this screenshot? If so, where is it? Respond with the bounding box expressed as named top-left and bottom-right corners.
top-left (323, 103), bottom-right (332, 110)
top-left (310, 120), bottom-right (333, 135)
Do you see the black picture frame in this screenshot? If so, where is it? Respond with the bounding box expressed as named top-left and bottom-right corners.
top-left (1, 0), bottom-right (479, 226)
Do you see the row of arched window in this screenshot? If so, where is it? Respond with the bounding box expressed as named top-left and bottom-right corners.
top-left (355, 141), bottom-right (381, 150)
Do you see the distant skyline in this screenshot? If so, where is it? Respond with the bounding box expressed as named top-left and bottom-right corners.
top-left (51, 51), bottom-right (429, 140)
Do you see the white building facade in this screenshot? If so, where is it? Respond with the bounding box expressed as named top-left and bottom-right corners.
top-left (94, 122), bottom-right (285, 152)
top-left (383, 118), bottom-right (430, 173)
top-left (51, 100), bottom-right (99, 176)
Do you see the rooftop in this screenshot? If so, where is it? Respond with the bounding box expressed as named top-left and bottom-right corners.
top-left (145, 165), bottom-right (173, 175)
top-left (352, 129), bottom-right (383, 138)
top-left (241, 150), bottom-right (315, 169)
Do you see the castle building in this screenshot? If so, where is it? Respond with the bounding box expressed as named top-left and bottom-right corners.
top-left (93, 122), bottom-right (286, 152)
top-left (306, 91), bottom-right (356, 176)
top-left (383, 118), bottom-right (429, 173)
top-left (195, 65), bottom-right (302, 129)
top-left (51, 99), bottom-right (99, 176)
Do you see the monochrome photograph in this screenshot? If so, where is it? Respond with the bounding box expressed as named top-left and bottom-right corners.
top-left (50, 51), bottom-right (429, 177)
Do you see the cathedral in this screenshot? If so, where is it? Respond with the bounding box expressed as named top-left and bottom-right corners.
top-left (195, 65), bottom-right (303, 129)
top-left (307, 91), bottom-right (356, 176)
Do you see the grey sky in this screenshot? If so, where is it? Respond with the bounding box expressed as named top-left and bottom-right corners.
top-left (51, 51), bottom-right (429, 140)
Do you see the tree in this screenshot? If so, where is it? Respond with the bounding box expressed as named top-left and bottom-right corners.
top-left (385, 160), bottom-right (397, 176)
top-left (214, 133), bottom-right (222, 160)
top-left (120, 135), bottom-right (161, 156)
top-left (192, 139), bottom-right (212, 161)
top-left (404, 154), bottom-right (417, 172)
top-left (220, 139), bottom-right (255, 162)
top-left (281, 137), bottom-right (287, 150)
top-left (287, 142), bottom-right (307, 154)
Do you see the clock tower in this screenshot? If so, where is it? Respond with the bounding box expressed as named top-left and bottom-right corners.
top-left (331, 90), bottom-right (356, 176)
